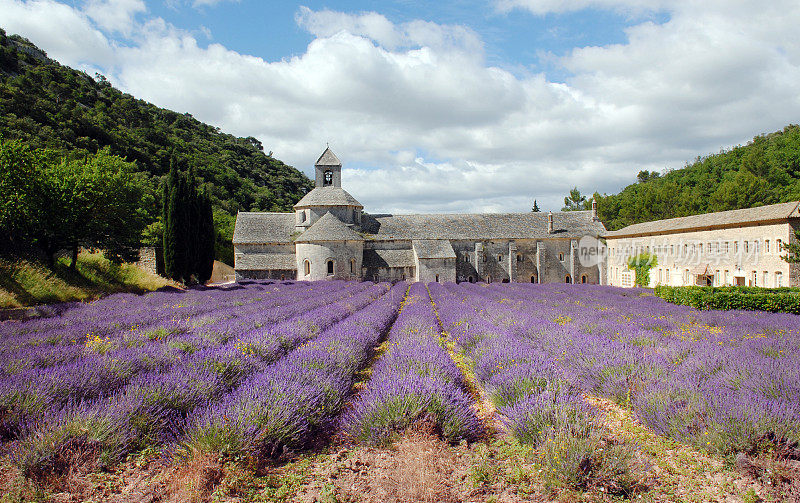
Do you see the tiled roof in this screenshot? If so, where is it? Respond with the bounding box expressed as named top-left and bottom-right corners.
top-left (362, 248), bottom-right (415, 268)
top-left (605, 201), bottom-right (800, 238)
top-left (295, 212), bottom-right (364, 242)
top-left (413, 239), bottom-right (456, 259)
top-left (360, 211), bottom-right (605, 240)
top-left (232, 212), bottom-right (295, 244)
top-left (235, 252), bottom-right (297, 270)
top-left (294, 187), bottom-right (363, 208)
top-left (315, 147), bottom-right (342, 166)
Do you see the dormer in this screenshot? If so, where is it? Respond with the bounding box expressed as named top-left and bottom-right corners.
top-left (315, 146), bottom-right (342, 188)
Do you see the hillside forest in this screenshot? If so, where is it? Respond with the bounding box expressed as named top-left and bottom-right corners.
top-left (0, 28), bottom-right (313, 265)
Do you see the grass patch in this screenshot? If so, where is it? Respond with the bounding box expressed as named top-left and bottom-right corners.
top-left (0, 251), bottom-right (175, 309)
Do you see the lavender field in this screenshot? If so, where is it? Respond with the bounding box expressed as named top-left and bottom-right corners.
top-left (1, 280), bottom-right (798, 500)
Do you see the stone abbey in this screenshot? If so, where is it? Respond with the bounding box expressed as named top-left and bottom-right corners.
top-left (232, 147), bottom-right (607, 283)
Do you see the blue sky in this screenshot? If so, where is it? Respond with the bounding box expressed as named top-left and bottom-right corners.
top-left (1, 0), bottom-right (798, 214)
top-left (142, 1), bottom-right (668, 80)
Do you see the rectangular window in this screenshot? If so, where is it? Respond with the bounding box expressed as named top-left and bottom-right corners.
top-left (776, 272), bottom-right (783, 288)
top-left (766, 240), bottom-right (770, 253)
top-left (699, 243), bottom-right (703, 255)
top-left (724, 242), bottom-right (729, 254)
top-left (666, 269), bottom-right (671, 284)
top-left (734, 241), bottom-right (739, 253)
top-left (763, 271), bottom-right (769, 287)
top-left (745, 241), bottom-right (749, 253)
top-left (725, 270), bottom-right (730, 285)
top-left (754, 241), bottom-right (759, 254)
top-left (659, 269), bottom-right (663, 283)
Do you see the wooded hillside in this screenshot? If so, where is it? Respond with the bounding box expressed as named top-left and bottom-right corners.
top-left (0, 28), bottom-right (313, 262)
top-left (596, 124), bottom-right (800, 230)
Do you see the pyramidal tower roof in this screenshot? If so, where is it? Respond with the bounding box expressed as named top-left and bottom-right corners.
top-left (295, 212), bottom-right (363, 242)
top-left (315, 147), bottom-right (342, 166)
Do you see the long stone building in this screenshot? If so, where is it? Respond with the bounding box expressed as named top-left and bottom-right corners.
top-left (605, 202), bottom-right (800, 288)
top-left (233, 147), bottom-right (608, 283)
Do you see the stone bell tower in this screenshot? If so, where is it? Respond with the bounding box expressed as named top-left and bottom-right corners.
top-left (315, 146), bottom-right (342, 188)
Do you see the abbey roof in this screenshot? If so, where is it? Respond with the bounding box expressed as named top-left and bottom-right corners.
top-left (315, 147), bottom-right (342, 166)
top-left (294, 186), bottom-right (363, 209)
top-left (233, 210), bottom-right (606, 245)
top-left (361, 211), bottom-right (605, 240)
top-left (232, 212), bottom-right (295, 244)
top-left (295, 212), bottom-right (364, 242)
top-left (413, 239), bottom-right (456, 259)
top-left (605, 201), bottom-right (800, 238)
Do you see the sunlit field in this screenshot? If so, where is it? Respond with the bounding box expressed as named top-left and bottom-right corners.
top-left (1, 281), bottom-right (798, 502)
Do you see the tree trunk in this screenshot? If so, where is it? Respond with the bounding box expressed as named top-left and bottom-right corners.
top-left (70, 246), bottom-right (79, 270)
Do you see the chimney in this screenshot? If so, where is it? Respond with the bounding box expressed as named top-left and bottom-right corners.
top-left (547, 211), bottom-right (554, 234)
top-left (592, 199), bottom-right (599, 221)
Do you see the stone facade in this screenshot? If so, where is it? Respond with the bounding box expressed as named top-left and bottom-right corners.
top-left (232, 147), bottom-right (607, 283)
top-left (606, 202), bottom-right (800, 288)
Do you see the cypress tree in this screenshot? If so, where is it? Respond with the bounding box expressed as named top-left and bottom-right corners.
top-left (162, 159), bottom-right (215, 284)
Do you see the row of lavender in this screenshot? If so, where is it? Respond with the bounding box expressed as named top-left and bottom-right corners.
top-left (440, 282), bottom-right (800, 456)
top-left (342, 282), bottom-right (482, 444)
top-left (3, 281), bottom-right (400, 474)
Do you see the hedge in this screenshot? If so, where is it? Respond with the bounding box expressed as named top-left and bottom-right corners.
top-left (654, 285), bottom-right (800, 314)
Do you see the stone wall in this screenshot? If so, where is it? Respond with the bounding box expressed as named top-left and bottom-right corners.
top-left (295, 240), bottom-right (363, 281)
top-left (135, 247), bottom-right (163, 276)
top-left (606, 222), bottom-right (793, 288)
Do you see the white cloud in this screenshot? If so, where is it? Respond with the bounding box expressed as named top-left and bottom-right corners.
top-left (84, 0), bottom-right (145, 35)
top-left (2, 1), bottom-right (800, 213)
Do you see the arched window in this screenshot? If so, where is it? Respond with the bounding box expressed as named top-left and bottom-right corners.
top-left (327, 260), bottom-right (334, 275)
top-left (466, 254), bottom-right (470, 263)
top-left (530, 275), bottom-right (536, 283)
top-left (304, 260), bottom-right (310, 276)
top-left (559, 253), bottom-right (564, 261)
top-left (323, 170), bottom-right (333, 186)
top-left (565, 275), bottom-right (571, 283)
top-left (468, 276), bottom-right (474, 283)
top-left (435, 274), bottom-right (440, 283)
top-left (581, 275), bottom-right (587, 284)
top-left (487, 275), bottom-right (492, 284)
top-left (497, 254), bottom-right (502, 261)
top-left (350, 259), bottom-right (356, 274)
top-left (517, 254), bottom-right (523, 262)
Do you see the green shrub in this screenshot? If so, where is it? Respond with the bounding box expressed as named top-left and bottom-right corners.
top-left (654, 285), bottom-right (800, 314)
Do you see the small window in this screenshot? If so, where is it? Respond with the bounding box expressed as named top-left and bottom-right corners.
top-left (323, 170), bottom-right (333, 186)
top-left (776, 272), bottom-right (783, 287)
top-left (734, 241), bottom-right (739, 253)
top-left (483, 254), bottom-right (487, 263)
top-left (699, 244), bottom-right (703, 255)
top-left (517, 254), bottom-right (523, 262)
top-left (327, 260), bottom-right (334, 275)
top-left (299, 211), bottom-right (306, 223)
top-left (468, 276), bottom-right (474, 283)
top-left (350, 259), bottom-right (356, 274)
top-left (435, 274), bottom-right (439, 283)
top-left (745, 241), bottom-right (749, 253)
top-left (466, 254), bottom-right (470, 263)
top-left (559, 253), bottom-right (564, 261)
top-left (777, 239), bottom-right (783, 251)
top-left (530, 275), bottom-right (536, 283)
top-left (497, 254), bottom-right (503, 261)
top-left (581, 275), bottom-right (587, 284)
top-left (766, 240), bottom-right (770, 253)
top-left (487, 275), bottom-right (492, 283)
top-left (280, 274), bottom-right (285, 281)
top-left (565, 275), bottom-right (571, 284)
top-left (304, 260), bottom-right (310, 276)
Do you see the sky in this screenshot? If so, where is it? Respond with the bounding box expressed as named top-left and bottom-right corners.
top-left (1, 0), bottom-right (799, 214)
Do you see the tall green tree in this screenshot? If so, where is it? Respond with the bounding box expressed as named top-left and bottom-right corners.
top-left (531, 199), bottom-right (540, 212)
top-left (0, 138), bottom-right (146, 265)
top-left (162, 159), bottom-right (214, 284)
top-left (562, 187), bottom-right (589, 211)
